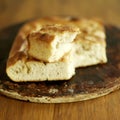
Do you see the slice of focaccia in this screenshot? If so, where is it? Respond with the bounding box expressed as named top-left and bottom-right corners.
top-left (28, 24), bottom-right (79, 62)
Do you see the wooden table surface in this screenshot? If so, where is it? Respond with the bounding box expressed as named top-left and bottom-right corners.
top-left (0, 0), bottom-right (120, 120)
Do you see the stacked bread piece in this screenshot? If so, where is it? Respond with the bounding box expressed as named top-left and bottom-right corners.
top-left (28, 24), bottom-right (79, 62)
top-left (6, 17), bottom-right (107, 82)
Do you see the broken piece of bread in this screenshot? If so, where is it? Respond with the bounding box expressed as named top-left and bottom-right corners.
top-left (28, 24), bottom-right (79, 62)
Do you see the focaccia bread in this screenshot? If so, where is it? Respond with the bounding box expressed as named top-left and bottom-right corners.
top-left (6, 16), bottom-right (107, 82)
top-left (28, 24), bottom-right (79, 62)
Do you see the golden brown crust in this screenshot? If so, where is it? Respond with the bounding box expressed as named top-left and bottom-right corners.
top-left (28, 32), bottom-right (55, 44)
top-left (27, 24), bottom-right (79, 45)
top-left (40, 24), bottom-right (79, 33)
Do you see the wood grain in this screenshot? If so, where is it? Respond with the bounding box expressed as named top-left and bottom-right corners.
top-left (1, 90), bottom-right (120, 120)
top-left (0, 0), bottom-right (120, 30)
top-left (0, 0), bottom-right (120, 120)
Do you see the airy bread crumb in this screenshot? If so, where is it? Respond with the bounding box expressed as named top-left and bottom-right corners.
top-left (71, 19), bottom-right (107, 67)
top-left (7, 51), bottom-right (75, 82)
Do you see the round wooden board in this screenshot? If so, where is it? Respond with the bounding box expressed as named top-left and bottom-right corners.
top-left (0, 24), bottom-right (120, 103)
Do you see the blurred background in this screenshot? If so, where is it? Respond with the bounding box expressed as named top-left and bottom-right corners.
top-left (0, 0), bottom-right (120, 29)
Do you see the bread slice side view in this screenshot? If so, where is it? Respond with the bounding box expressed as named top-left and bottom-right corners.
top-left (28, 24), bottom-right (79, 62)
top-left (6, 51), bottom-right (75, 82)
